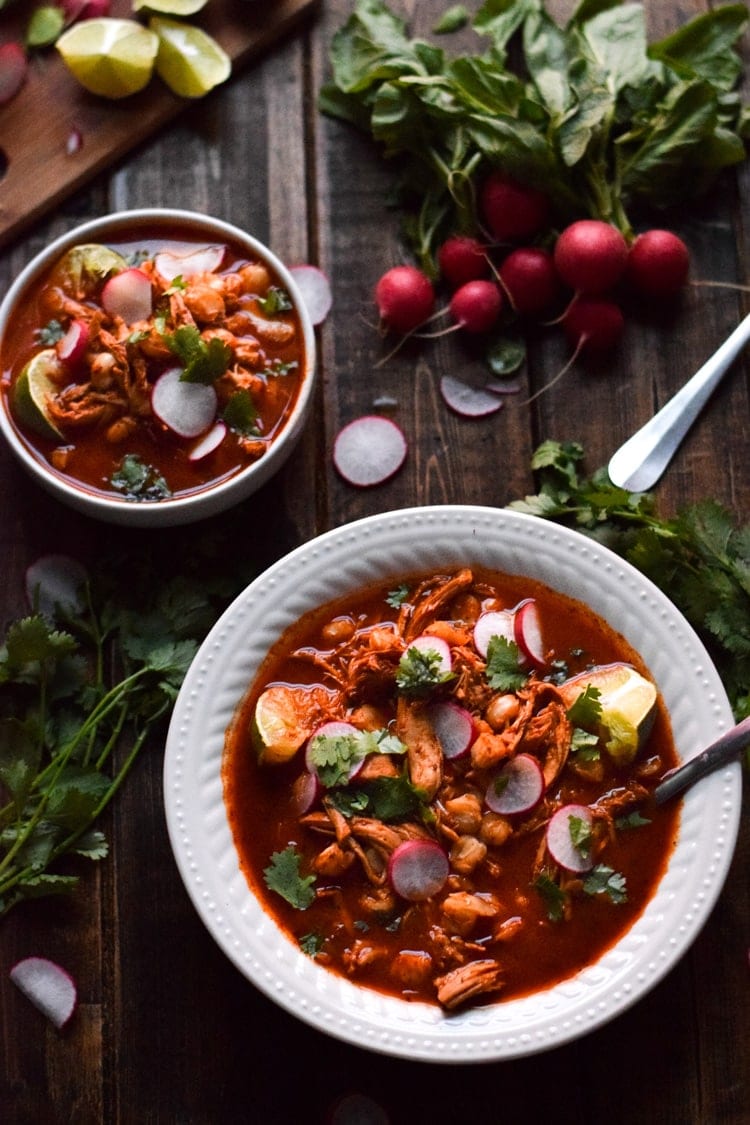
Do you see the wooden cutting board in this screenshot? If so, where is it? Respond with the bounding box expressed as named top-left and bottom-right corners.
top-left (0, 0), bottom-right (319, 250)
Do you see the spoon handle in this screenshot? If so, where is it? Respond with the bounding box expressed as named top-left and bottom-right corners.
top-left (654, 714), bottom-right (750, 805)
top-left (608, 312), bottom-right (750, 492)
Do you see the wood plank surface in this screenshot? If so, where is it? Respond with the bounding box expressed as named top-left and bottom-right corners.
top-left (1, 1), bottom-right (749, 1123)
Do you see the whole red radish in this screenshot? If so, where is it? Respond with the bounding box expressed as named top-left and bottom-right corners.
top-left (375, 265), bottom-right (435, 335)
top-left (480, 172), bottom-right (550, 243)
top-left (563, 296), bottom-right (624, 355)
top-left (449, 280), bottom-right (503, 334)
top-left (437, 235), bottom-right (489, 288)
top-left (0, 43), bottom-right (27, 105)
top-left (625, 229), bottom-right (690, 298)
top-left (498, 247), bottom-right (562, 316)
top-left (554, 220), bottom-right (628, 295)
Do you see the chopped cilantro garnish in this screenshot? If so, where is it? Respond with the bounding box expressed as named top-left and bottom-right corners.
top-left (395, 645), bottom-right (454, 696)
top-left (111, 454), bottom-right (171, 502)
top-left (328, 773), bottom-right (423, 822)
top-left (386, 584), bottom-right (410, 609)
top-left (616, 810), bottom-right (651, 830)
top-left (223, 389), bottom-right (259, 436)
top-left (583, 864), bottom-right (628, 904)
top-left (164, 325), bottom-right (231, 384)
top-left (566, 684), bottom-right (602, 728)
top-left (568, 814), bottom-right (593, 861)
top-left (307, 727), bottom-right (406, 788)
top-left (258, 287), bottom-right (293, 315)
top-left (533, 872), bottom-right (567, 923)
top-left (36, 319), bottom-right (65, 346)
top-left (260, 358), bottom-right (298, 379)
top-left (263, 846), bottom-right (316, 909)
top-left (299, 932), bottom-right (324, 957)
top-left (570, 727), bottom-right (600, 760)
top-left (484, 635), bottom-right (527, 692)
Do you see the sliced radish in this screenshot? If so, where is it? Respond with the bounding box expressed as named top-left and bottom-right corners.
top-left (546, 804), bottom-right (595, 873)
top-left (289, 265), bottom-right (332, 326)
top-left (10, 957), bottom-right (77, 1028)
top-left (0, 43), bottom-right (27, 106)
top-left (387, 838), bottom-right (449, 902)
top-left (332, 415), bottom-right (407, 488)
top-left (66, 127), bottom-right (83, 156)
top-left (406, 633), bottom-right (452, 676)
top-left (485, 753), bottom-right (544, 815)
top-left (56, 318), bottom-right (89, 370)
top-left (188, 420), bottom-right (226, 461)
top-left (25, 554), bottom-right (88, 619)
top-left (290, 770), bottom-right (322, 816)
top-left (427, 700), bottom-right (475, 760)
top-left (513, 598), bottom-right (546, 668)
top-left (486, 377), bottom-right (523, 396)
top-left (305, 721), bottom-right (360, 778)
top-left (154, 245), bottom-right (226, 282)
top-left (440, 375), bottom-right (505, 418)
top-left (473, 609), bottom-right (515, 658)
top-left (101, 268), bottom-right (152, 324)
top-left (151, 367), bottom-right (217, 439)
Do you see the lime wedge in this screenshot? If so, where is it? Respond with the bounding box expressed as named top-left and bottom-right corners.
top-left (560, 662), bottom-right (658, 765)
top-left (134, 0), bottom-right (208, 15)
top-left (252, 684), bottom-right (335, 764)
top-left (56, 18), bottom-right (158, 99)
top-left (52, 244), bottom-right (128, 298)
top-left (12, 350), bottom-right (65, 440)
top-left (150, 17), bottom-right (231, 99)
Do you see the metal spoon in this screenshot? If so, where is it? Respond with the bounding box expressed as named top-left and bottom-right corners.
top-left (654, 713), bottom-right (750, 805)
top-left (608, 312), bottom-right (750, 492)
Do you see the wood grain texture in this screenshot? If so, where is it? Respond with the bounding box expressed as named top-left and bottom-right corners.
top-left (1, 1), bottom-right (749, 1122)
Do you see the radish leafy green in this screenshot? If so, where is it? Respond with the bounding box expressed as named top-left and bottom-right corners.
top-left (321, 0), bottom-right (749, 271)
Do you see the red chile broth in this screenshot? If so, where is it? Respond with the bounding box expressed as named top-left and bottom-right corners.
top-left (223, 567), bottom-right (681, 1009)
top-left (0, 225), bottom-right (307, 501)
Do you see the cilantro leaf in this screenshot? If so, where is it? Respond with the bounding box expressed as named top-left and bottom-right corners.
top-left (223, 389), bottom-right (259, 436)
top-left (164, 325), bottom-right (231, 384)
top-left (395, 645), bottom-right (455, 696)
top-left (258, 287), bottom-right (293, 315)
top-left (484, 634), bottom-right (527, 692)
top-left (111, 454), bottom-right (171, 501)
top-left (583, 864), bottom-right (628, 905)
top-left (263, 846), bottom-right (316, 909)
top-left (533, 871), bottom-right (567, 923)
top-left (307, 727), bottom-right (406, 788)
top-left (566, 684), bottom-right (602, 728)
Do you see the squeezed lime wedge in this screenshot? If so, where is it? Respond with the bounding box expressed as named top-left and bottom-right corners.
top-left (56, 18), bottom-right (158, 99)
top-left (253, 685), bottom-right (317, 764)
top-left (560, 662), bottom-right (658, 764)
top-left (150, 17), bottom-right (231, 99)
top-left (12, 349), bottom-right (65, 440)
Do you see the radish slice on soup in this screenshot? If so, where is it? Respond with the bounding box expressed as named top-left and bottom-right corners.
top-left (513, 598), bottom-right (546, 668)
top-left (473, 609), bottom-right (516, 657)
top-left (151, 367), bottom-right (217, 439)
top-left (290, 770), bottom-right (322, 816)
top-left (387, 839), bottom-right (449, 901)
top-left (289, 265), bottom-right (332, 326)
top-left (428, 700), bottom-right (475, 760)
top-left (56, 319), bottom-right (89, 370)
top-left (405, 633), bottom-right (453, 676)
top-left (188, 420), bottom-right (226, 462)
top-left (546, 804), bottom-right (595, 873)
top-left (101, 268), bottom-right (152, 323)
top-left (333, 416), bottom-right (407, 488)
top-left (154, 244), bottom-right (225, 282)
top-left (305, 721), bottom-right (361, 780)
top-left (485, 753), bottom-right (544, 815)
top-left (10, 957), bottom-right (77, 1029)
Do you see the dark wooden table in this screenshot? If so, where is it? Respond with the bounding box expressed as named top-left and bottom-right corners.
top-left (1, 2), bottom-right (749, 1122)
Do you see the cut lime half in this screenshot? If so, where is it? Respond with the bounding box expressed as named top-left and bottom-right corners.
top-left (12, 349), bottom-right (65, 441)
top-left (134, 0), bottom-right (209, 15)
top-left (560, 662), bottom-right (658, 764)
top-left (252, 684), bottom-right (336, 764)
top-left (56, 18), bottom-right (159, 99)
top-left (150, 16), bottom-right (231, 99)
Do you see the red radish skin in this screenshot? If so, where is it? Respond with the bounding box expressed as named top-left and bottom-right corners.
top-left (102, 268), bottom-right (153, 323)
top-left (290, 770), bottom-right (322, 816)
top-left (289, 265), bottom-right (333, 325)
top-left (563, 297), bottom-right (625, 356)
top-left (449, 280), bottom-right (503, 334)
top-left (480, 172), bottom-right (550, 243)
top-left (428, 700), bottom-right (475, 760)
top-left (406, 633), bottom-right (453, 676)
top-left (438, 235), bottom-right (489, 288)
top-left (56, 319), bottom-right (89, 371)
top-left (154, 245), bottom-right (225, 282)
top-left (151, 367), bottom-right (217, 438)
top-left (10, 957), bottom-right (77, 1028)
top-left (188, 420), bottom-right (226, 462)
top-left (0, 43), bottom-right (27, 105)
top-left (25, 554), bottom-right (88, 619)
top-left (554, 220), bottom-right (628, 295)
top-left (498, 247), bottom-right (562, 316)
top-left (625, 230), bottom-right (690, 298)
top-left (546, 804), bottom-right (595, 873)
top-left (513, 598), bottom-right (546, 668)
top-left (375, 266), bottom-right (435, 335)
top-left (333, 415), bottom-right (408, 488)
top-left (473, 609), bottom-right (516, 657)
top-left (387, 839), bottom-right (450, 901)
top-left (440, 376), bottom-right (505, 418)
top-left (485, 753), bottom-right (544, 816)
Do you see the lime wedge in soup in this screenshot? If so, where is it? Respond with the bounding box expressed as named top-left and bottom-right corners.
top-left (12, 349), bottom-right (65, 440)
top-left (559, 662), bottom-right (658, 764)
top-left (53, 244), bottom-right (129, 297)
top-left (253, 684), bottom-right (333, 765)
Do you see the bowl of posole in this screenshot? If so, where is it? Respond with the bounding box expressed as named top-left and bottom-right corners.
top-left (163, 506), bottom-right (741, 1062)
top-left (0, 209), bottom-right (316, 527)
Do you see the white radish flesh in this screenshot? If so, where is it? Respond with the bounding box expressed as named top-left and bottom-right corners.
top-left (428, 701), bottom-right (475, 760)
top-left (406, 634), bottom-right (452, 676)
top-left (10, 957), bottom-right (77, 1028)
top-left (56, 319), bottom-right (89, 368)
top-left (473, 609), bottom-right (515, 658)
top-left (188, 420), bottom-right (226, 461)
top-left (101, 268), bottom-right (152, 324)
top-left (289, 265), bottom-right (332, 326)
top-left (439, 376), bottom-right (505, 418)
top-left (305, 721), bottom-right (359, 778)
top-left (290, 770), bottom-right (322, 816)
top-left (387, 839), bottom-right (449, 902)
top-left (332, 415), bottom-right (407, 488)
top-left (151, 367), bottom-right (217, 439)
top-left (154, 244), bottom-right (225, 281)
top-left (25, 554), bottom-right (88, 619)
top-left (546, 804), bottom-right (595, 873)
top-left (485, 753), bottom-right (544, 815)
top-left (513, 598), bottom-right (546, 668)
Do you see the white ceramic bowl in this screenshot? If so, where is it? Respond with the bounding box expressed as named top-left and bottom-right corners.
top-left (0, 209), bottom-right (316, 527)
top-left (163, 506), bottom-right (742, 1062)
